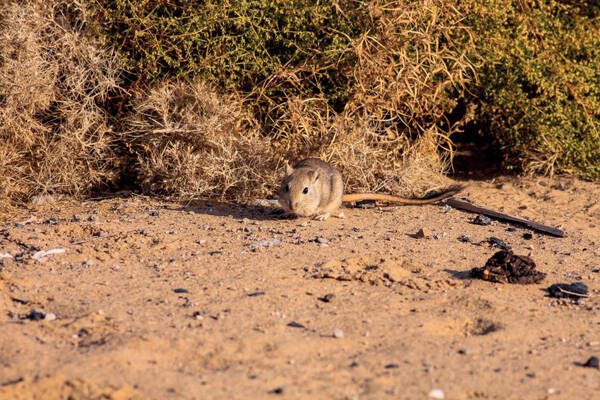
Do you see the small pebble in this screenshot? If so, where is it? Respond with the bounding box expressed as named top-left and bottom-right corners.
top-left (173, 288), bottom-right (189, 294)
top-left (316, 237), bottom-right (328, 245)
top-left (149, 210), bottom-right (159, 216)
top-left (319, 293), bottom-right (335, 303)
top-left (458, 348), bottom-right (469, 355)
top-left (247, 291), bottom-right (265, 297)
top-left (473, 215), bottom-right (492, 225)
top-left (523, 232), bottom-right (533, 240)
top-left (458, 235), bottom-right (471, 243)
top-left (269, 386), bottom-right (287, 395)
top-left (415, 228), bottom-right (431, 239)
top-left (88, 215), bottom-right (97, 221)
top-left (582, 356), bottom-right (599, 369)
top-left (428, 389), bottom-right (445, 399)
top-left (384, 363), bottom-right (399, 369)
top-left (333, 328), bottom-right (344, 338)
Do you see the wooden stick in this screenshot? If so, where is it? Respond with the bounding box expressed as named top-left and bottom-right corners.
top-left (446, 198), bottom-right (565, 237)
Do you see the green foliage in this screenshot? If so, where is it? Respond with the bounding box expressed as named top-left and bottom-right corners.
top-left (91, 0), bottom-right (366, 118)
top-left (460, 0), bottom-right (600, 178)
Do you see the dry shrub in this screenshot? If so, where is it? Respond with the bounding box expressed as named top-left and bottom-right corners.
top-left (127, 81), bottom-right (273, 198)
top-left (0, 0), bottom-right (121, 206)
top-left (272, 0), bottom-right (474, 196)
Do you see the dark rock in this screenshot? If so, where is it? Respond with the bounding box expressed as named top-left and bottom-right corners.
top-left (582, 356), bottom-right (599, 369)
top-left (173, 288), bottom-right (189, 294)
top-left (247, 291), bottom-right (265, 297)
top-left (149, 210), bottom-right (159, 216)
top-left (318, 293), bottom-right (336, 303)
top-left (548, 282), bottom-right (588, 298)
top-left (486, 237), bottom-right (511, 250)
top-left (458, 235), bottom-right (471, 243)
top-left (472, 215), bottom-right (492, 225)
top-left (384, 363), bottom-right (399, 369)
top-left (269, 386), bottom-right (287, 395)
top-left (523, 233), bottom-right (533, 240)
top-left (287, 321), bottom-right (305, 328)
top-left (26, 309), bottom-right (46, 321)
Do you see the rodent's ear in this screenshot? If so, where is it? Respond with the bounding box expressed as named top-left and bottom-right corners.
top-left (285, 162), bottom-right (294, 177)
top-left (307, 170), bottom-right (320, 182)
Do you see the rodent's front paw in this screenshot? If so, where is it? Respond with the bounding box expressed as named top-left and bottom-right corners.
top-left (314, 213), bottom-right (330, 221)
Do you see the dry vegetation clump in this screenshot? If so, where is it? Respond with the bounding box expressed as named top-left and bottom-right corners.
top-left (0, 0), bottom-right (122, 207)
top-left (271, 0), bottom-right (475, 196)
top-left (126, 81), bottom-right (274, 199)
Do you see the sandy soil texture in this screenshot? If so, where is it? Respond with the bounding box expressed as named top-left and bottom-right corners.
top-left (1, 176), bottom-right (599, 399)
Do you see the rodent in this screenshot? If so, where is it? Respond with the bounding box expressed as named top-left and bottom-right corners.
top-left (278, 158), bottom-right (463, 220)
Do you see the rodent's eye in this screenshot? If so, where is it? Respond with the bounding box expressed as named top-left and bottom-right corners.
top-left (302, 187), bottom-right (308, 194)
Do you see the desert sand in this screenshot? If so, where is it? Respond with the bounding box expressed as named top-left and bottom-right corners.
top-left (1, 175), bottom-right (599, 399)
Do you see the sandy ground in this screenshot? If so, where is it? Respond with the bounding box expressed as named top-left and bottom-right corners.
top-left (1, 175), bottom-right (599, 400)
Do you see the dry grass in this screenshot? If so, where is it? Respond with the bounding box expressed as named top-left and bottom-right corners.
top-left (126, 81), bottom-right (274, 199)
top-left (0, 0), bottom-right (477, 210)
top-left (270, 0), bottom-right (475, 196)
top-left (0, 0), bottom-right (122, 208)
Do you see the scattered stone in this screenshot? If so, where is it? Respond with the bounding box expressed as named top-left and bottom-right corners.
top-left (523, 232), bottom-right (533, 240)
top-left (349, 361), bottom-right (359, 368)
top-left (32, 248), bottom-right (67, 262)
top-left (88, 215), bottom-right (97, 221)
top-left (209, 251), bottom-right (223, 255)
top-left (548, 282), bottom-right (588, 298)
top-left (26, 308), bottom-right (53, 321)
top-left (414, 228), bottom-right (431, 239)
top-left (471, 250), bottom-right (546, 284)
top-left (71, 214), bottom-right (82, 222)
top-left (248, 239), bottom-right (281, 251)
top-left (173, 288), bottom-right (189, 294)
top-left (14, 223), bottom-right (25, 228)
top-left (384, 363), bottom-right (399, 369)
top-left (149, 210), bottom-right (159, 216)
top-left (428, 389), bottom-right (445, 399)
top-left (473, 215), bottom-right (492, 225)
top-left (318, 293), bottom-right (336, 303)
top-left (458, 235), bottom-right (471, 243)
top-left (582, 356), bottom-right (599, 369)
top-left (0, 253), bottom-right (13, 259)
top-left (247, 291), bottom-right (265, 297)
top-left (93, 231), bottom-right (109, 238)
top-left (333, 328), bottom-right (344, 338)
top-left (269, 386), bottom-right (287, 395)
top-left (43, 312), bottom-right (56, 321)
top-left (316, 237), bottom-right (328, 245)
top-left (506, 227), bottom-right (517, 232)
top-left (45, 218), bottom-right (58, 225)
top-left (287, 321), bottom-right (306, 329)
top-left (458, 348), bottom-right (469, 355)
top-left (483, 237), bottom-right (511, 250)
top-left (539, 181), bottom-right (548, 187)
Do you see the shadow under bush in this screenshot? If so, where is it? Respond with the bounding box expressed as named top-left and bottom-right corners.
top-left (457, 0), bottom-right (600, 179)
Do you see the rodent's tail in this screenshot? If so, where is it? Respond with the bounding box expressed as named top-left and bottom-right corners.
top-left (342, 184), bottom-right (465, 205)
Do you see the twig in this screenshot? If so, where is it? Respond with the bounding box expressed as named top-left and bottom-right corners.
top-left (446, 198), bottom-right (565, 237)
